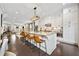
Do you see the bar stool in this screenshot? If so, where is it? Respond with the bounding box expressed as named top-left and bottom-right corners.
top-left (34, 35), bottom-right (47, 56)
top-left (20, 31), bottom-right (28, 44)
top-left (26, 34), bottom-right (34, 47)
top-left (26, 34), bottom-right (34, 42)
top-left (20, 31), bottom-right (28, 38)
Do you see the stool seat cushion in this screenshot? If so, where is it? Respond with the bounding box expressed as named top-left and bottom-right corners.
top-left (26, 34), bottom-right (34, 39)
top-left (20, 31), bottom-right (28, 38)
top-left (34, 35), bottom-right (43, 43)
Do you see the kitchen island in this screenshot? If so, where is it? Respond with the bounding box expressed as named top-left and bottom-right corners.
top-left (29, 31), bottom-right (57, 55)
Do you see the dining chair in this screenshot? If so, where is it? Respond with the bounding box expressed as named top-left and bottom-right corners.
top-left (0, 38), bottom-right (8, 56)
top-left (0, 34), bottom-right (16, 56)
top-left (10, 34), bottom-right (16, 45)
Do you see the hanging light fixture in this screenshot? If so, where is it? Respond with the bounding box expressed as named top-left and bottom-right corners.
top-left (31, 4), bottom-right (40, 32)
top-left (31, 6), bottom-right (40, 21)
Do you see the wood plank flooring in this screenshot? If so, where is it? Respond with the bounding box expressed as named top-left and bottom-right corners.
top-left (15, 38), bottom-right (79, 56)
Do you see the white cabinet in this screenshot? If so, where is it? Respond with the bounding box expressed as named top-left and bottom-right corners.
top-left (63, 5), bottom-right (79, 44)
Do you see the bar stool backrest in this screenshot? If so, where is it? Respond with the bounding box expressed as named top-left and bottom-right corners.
top-left (34, 35), bottom-right (42, 43)
top-left (26, 34), bottom-right (34, 39)
top-left (20, 31), bottom-right (28, 37)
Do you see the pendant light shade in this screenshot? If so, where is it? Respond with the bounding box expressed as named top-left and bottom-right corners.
top-left (31, 6), bottom-right (40, 21)
top-left (31, 16), bottom-right (40, 21)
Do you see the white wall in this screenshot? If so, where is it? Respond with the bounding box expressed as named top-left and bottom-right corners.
top-left (76, 5), bottom-right (79, 46)
top-left (38, 14), bottom-right (63, 28)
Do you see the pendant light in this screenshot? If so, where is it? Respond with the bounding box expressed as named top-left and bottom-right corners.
top-left (31, 6), bottom-right (40, 22)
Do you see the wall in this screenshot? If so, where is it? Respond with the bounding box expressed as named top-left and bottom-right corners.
top-left (38, 14), bottom-right (63, 28)
top-left (77, 5), bottom-right (79, 46)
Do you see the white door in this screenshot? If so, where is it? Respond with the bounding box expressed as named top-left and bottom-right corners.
top-left (63, 8), bottom-right (76, 44)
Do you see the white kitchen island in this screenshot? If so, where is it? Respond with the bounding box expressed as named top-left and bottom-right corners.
top-left (29, 31), bottom-right (57, 55)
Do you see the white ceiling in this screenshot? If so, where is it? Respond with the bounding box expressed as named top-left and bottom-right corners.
top-left (0, 3), bottom-right (63, 25)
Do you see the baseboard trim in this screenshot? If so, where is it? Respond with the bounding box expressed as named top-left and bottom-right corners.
top-left (58, 40), bottom-right (78, 47)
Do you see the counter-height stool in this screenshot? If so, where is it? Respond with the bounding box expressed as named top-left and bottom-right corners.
top-left (20, 31), bottom-right (28, 44)
top-left (26, 34), bottom-right (34, 42)
top-left (34, 35), bottom-right (47, 55)
top-left (25, 34), bottom-right (35, 48)
top-left (20, 31), bottom-right (28, 38)
top-left (20, 31), bottom-right (34, 45)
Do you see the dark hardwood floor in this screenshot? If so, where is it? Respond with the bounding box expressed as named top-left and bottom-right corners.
top-left (15, 38), bottom-right (79, 56)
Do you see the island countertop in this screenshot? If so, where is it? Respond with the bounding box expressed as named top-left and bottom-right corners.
top-left (29, 31), bottom-right (56, 36)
